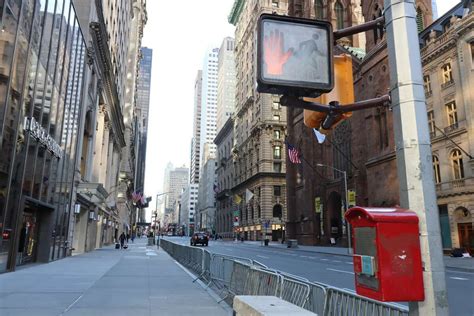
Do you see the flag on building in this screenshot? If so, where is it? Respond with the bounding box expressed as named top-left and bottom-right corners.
top-left (132, 191), bottom-right (142, 203)
top-left (245, 189), bottom-right (254, 203)
top-left (233, 194), bottom-right (242, 204)
top-left (286, 142), bottom-right (302, 164)
top-left (313, 128), bottom-right (326, 144)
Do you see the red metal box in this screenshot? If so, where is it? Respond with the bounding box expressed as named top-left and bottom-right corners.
top-left (345, 207), bottom-right (424, 302)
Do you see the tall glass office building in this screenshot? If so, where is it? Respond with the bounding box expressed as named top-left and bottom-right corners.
top-left (0, 0), bottom-right (87, 272)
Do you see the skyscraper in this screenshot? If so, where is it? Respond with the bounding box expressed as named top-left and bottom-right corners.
top-left (136, 47), bottom-right (153, 223)
top-left (199, 48), bottom-right (219, 166)
top-left (191, 71), bottom-right (203, 184)
top-left (216, 37), bottom-right (236, 132)
top-left (167, 167), bottom-right (189, 222)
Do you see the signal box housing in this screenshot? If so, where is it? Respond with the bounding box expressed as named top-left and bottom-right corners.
top-left (345, 207), bottom-right (424, 302)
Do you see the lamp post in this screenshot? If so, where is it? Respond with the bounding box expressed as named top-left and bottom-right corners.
top-left (316, 163), bottom-right (352, 254)
top-left (154, 192), bottom-right (170, 235)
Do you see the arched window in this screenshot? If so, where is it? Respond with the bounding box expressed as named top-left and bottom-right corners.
top-left (450, 149), bottom-right (464, 179)
top-left (416, 7), bottom-right (424, 32)
top-left (273, 204), bottom-right (283, 218)
top-left (315, 0), bottom-right (324, 19)
top-left (433, 155), bottom-right (441, 184)
top-left (335, 1), bottom-right (344, 30)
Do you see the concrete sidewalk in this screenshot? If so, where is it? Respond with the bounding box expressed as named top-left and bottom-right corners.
top-left (224, 240), bottom-right (474, 272)
top-left (0, 238), bottom-right (230, 316)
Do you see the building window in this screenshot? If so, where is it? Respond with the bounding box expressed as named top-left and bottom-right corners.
top-left (471, 42), bottom-right (474, 67)
top-left (450, 149), bottom-right (464, 179)
top-left (441, 63), bottom-right (453, 85)
top-left (274, 130), bottom-right (280, 139)
top-left (423, 75), bottom-right (432, 95)
top-left (433, 155), bottom-right (441, 184)
top-left (274, 186), bottom-right (281, 196)
top-left (273, 204), bottom-right (283, 218)
top-left (273, 114), bottom-right (280, 121)
top-left (273, 146), bottom-right (281, 159)
top-left (428, 110), bottom-right (435, 136)
top-left (315, 0), bottom-right (324, 19)
top-left (273, 162), bottom-right (282, 172)
top-left (445, 101), bottom-right (457, 127)
top-left (272, 0), bottom-right (279, 8)
top-left (416, 7), bottom-right (424, 33)
top-left (272, 101), bottom-right (280, 110)
top-left (335, 1), bottom-right (344, 30)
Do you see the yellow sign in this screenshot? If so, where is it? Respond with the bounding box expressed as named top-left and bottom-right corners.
top-left (315, 197), bottom-right (322, 213)
top-left (348, 190), bottom-right (356, 207)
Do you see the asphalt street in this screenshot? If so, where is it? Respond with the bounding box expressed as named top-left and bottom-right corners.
top-left (167, 237), bottom-right (474, 316)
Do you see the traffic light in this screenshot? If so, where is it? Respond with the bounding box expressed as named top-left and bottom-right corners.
top-left (303, 54), bottom-right (354, 133)
top-left (257, 14), bottom-right (334, 97)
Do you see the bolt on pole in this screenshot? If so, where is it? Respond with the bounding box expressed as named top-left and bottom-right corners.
top-left (384, 1), bottom-right (449, 315)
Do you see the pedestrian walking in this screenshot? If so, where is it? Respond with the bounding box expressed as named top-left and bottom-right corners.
top-left (119, 232), bottom-right (126, 249)
top-left (131, 232), bottom-right (135, 243)
top-left (126, 233), bottom-right (130, 244)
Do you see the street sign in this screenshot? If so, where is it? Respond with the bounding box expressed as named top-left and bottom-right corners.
top-left (263, 220), bottom-right (270, 229)
top-left (257, 14), bottom-right (333, 97)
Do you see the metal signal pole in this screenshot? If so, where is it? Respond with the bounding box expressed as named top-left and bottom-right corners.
top-left (384, 1), bottom-right (448, 315)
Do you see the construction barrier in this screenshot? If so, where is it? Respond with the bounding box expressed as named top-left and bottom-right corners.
top-left (160, 239), bottom-right (408, 316)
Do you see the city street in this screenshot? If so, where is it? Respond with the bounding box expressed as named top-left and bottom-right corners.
top-left (167, 237), bottom-right (474, 316)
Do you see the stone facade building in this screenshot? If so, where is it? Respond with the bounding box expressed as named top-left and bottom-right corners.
top-left (229, 0), bottom-right (288, 241)
top-left (419, 3), bottom-right (473, 253)
top-left (285, 0), bottom-right (433, 246)
top-left (216, 37), bottom-right (236, 133)
top-left (196, 158), bottom-right (217, 233)
top-left (215, 118), bottom-right (235, 238)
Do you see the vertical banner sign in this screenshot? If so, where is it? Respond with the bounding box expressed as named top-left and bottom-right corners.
top-left (348, 190), bottom-right (356, 208)
top-left (314, 197), bottom-right (321, 213)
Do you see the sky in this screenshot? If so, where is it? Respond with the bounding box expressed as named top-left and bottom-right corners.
top-left (141, 0), bottom-right (460, 217)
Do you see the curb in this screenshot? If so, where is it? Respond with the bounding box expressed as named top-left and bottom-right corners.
top-left (445, 266), bottom-right (474, 273)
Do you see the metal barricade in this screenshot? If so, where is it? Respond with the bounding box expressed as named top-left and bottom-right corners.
top-left (280, 275), bottom-right (311, 308)
top-left (324, 287), bottom-right (408, 316)
top-left (244, 267), bottom-right (281, 297)
top-left (306, 282), bottom-right (328, 316)
top-left (228, 261), bottom-right (251, 296)
top-left (160, 239), bottom-right (408, 316)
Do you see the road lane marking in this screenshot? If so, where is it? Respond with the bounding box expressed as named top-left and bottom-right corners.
top-left (257, 255), bottom-right (269, 259)
top-left (320, 259), bottom-right (329, 261)
top-left (327, 268), bottom-right (354, 275)
top-left (332, 260), bottom-right (342, 263)
top-left (450, 277), bottom-right (469, 281)
top-left (345, 262), bottom-right (353, 265)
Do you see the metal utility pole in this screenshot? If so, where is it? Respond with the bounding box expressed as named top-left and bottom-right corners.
top-left (384, 1), bottom-right (448, 315)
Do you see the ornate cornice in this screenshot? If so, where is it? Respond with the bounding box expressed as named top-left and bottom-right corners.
top-left (229, 0), bottom-right (245, 25)
top-left (90, 21), bottom-right (126, 148)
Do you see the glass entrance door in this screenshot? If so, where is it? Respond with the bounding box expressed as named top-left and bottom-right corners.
top-left (18, 210), bottom-right (39, 265)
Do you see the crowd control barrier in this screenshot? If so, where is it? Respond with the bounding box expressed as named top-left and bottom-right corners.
top-left (160, 239), bottom-right (408, 316)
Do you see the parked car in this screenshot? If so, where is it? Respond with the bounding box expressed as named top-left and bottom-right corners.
top-left (190, 232), bottom-right (209, 246)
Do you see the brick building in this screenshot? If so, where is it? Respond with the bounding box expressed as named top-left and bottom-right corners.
top-left (286, 0), bottom-right (433, 246)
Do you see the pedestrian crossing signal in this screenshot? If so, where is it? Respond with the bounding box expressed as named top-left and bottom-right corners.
top-left (257, 14), bottom-right (334, 97)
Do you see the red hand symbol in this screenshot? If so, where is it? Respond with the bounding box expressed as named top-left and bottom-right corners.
top-left (264, 30), bottom-right (293, 75)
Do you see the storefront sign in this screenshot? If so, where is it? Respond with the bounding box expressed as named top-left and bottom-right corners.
top-left (24, 116), bottom-right (63, 158)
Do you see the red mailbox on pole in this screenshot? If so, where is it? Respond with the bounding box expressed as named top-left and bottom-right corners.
top-left (345, 207), bottom-right (424, 302)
